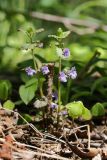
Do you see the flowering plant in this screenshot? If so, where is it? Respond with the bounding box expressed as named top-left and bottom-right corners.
top-left (18, 27), bottom-right (92, 129)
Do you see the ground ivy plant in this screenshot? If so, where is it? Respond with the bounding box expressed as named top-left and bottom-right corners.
top-left (18, 27), bottom-right (92, 128)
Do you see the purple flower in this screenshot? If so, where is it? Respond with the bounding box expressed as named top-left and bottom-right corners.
top-left (41, 66), bottom-right (50, 75)
top-left (59, 110), bottom-right (68, 116)
top-left (59, 72), bottom-right (67, 82)
top-left (51, 103), bottom-right (58, 109)
top-left (63, 48), bottom-right (70, 58)
top-left (25, 67), bottom-right (36, 76)
top-left (67, 67), bottom-right (77, 79)
top-left (52, 91), bottom-right (58, 101)
top-left (62, 110), bottom-right (68, 115)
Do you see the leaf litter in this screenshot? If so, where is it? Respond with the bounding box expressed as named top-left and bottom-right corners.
top-left (0, 106), bottom-right (107, 160)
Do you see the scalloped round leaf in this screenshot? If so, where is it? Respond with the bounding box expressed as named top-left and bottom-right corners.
top-left (3, 100), bottom-right (15, 110)
top-left (82, 107), bottom-right (92, 120)
top-left (66, 101), bottom-right (84, 119)
top-left (91, 103), bottom-right (105, 117)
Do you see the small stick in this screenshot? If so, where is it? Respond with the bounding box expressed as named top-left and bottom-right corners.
top-left (87, 125), bottom-right (90, 149)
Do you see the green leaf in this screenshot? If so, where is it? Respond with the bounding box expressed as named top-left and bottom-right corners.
top-left (0, 80), bottom-right (12, 100)
top-left (56, 47), bottom-right (63, 57)
top-left (35, 28), bottom-right (44, 33)
top-left (26, 27), bottom-right (34, 35)
top-left (3, 100), bottom-right (15, 110)
top-left (59, 31), bottom-right (71, 39)
top-left (82, 107), bottom-right (92, 120)
top-left (22, 114), bottom-right (32, 122)
top-left (18, 59), bottom-right (33, 68)
top-left (20, 73), bottom-right (31, 83)
top-left (71, 91), bottom-right (91, 100)
top-left (19, 85), bottom-right (34, 105)
top-left (48, 34), bottom-right (59, 40)
top-left (48, 31), bottom-right (70, 40)
top-left (91, 103), bottom-right (105, 117)
top-left (40, 0), bottom-right (56, 7)
top-left (21, 43), bottom-right (36, 51)
top-left (19, 78), bottom-right (38, 105)
top-left (25, 78), bottom-right (38, 89)
top-left (66, 101), bottom-right (84, 119)
top-left (91, 77), bottom-right (107, 93)
top-left (21, 43), bottom-right (31, 51)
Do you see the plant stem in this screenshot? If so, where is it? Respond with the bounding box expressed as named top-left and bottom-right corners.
top-left (40, 83), bottom-right (44, 97)
top-left (30, 37), bottom-right (44, 98)
top-left (65, 79), bottom-right (72, 104)
top-left (31, 49), bottom-right (37, 71)
top-left (57, 56), bottom-right (61, 127)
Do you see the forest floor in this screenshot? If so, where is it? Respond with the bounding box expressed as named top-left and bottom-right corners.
top-left (0, 107), bottom-right (107, 160)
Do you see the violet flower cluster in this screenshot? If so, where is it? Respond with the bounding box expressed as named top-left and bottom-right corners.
top-left (41, 66), bottom-right (50, 75)
top-left (63, 48), bottom-right (70, 58)
top-left (25, 67), bottom-right (36, 76)
top-left (58, 48), bottom-right (77, 82)
top-left (59, 66), bottom-right (77, 82)
top-left (25, 65), bottom-right (50, 76)
top-left (51, 102), bottom-right (58, 109)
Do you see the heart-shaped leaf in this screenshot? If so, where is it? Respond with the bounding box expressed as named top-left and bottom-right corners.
top-left (19, 78), bottom-right (38, 105)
